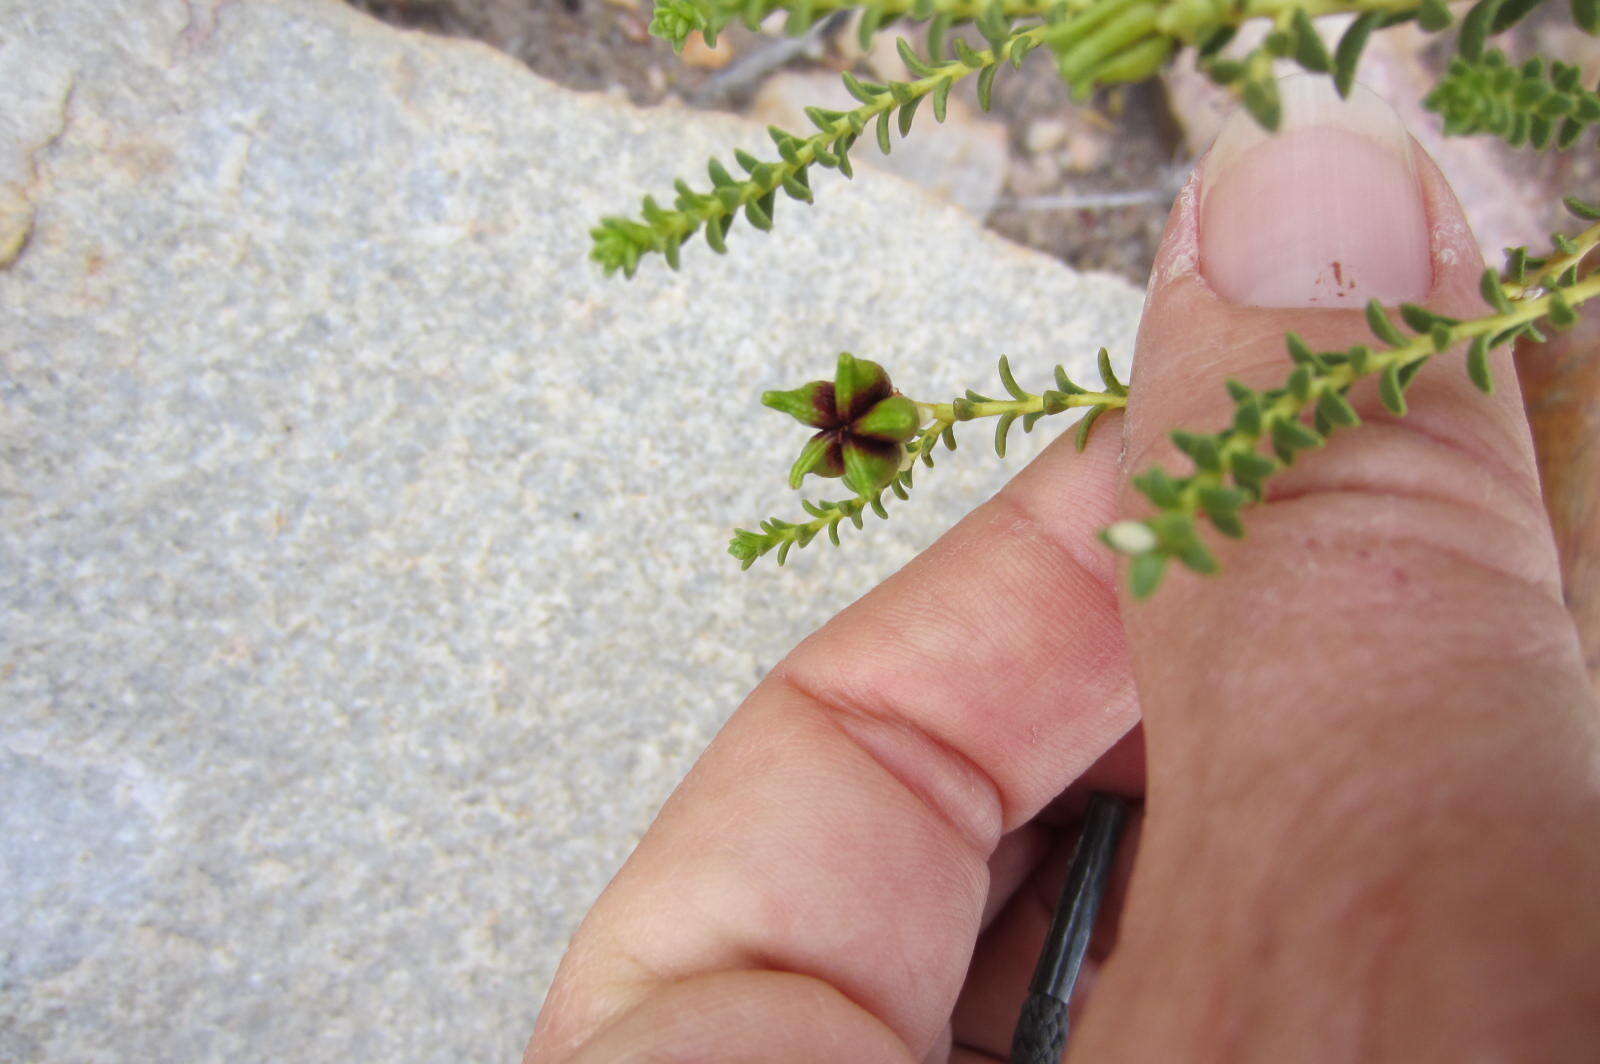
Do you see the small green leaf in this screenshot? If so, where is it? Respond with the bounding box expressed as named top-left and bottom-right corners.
top-left (1419, 0), bottom-right (1453, 30)
top-left (1316, 389), bottom-right (1362, 427)
top-left (977, 63), bottom-right (1000, 112)
top-left (1199, 484), bottom-right (1247, 538)
top-left (898, 96), bottom-right (922, 136)
top-left (1366, 301), bottom-right (1407, 345)
top-left (1129, 552), bottom-right (1168, 598)
top-left (1479, 268), bottom-right (1514, 312)
top-left (1575, 0), bottom-right (1600, 34)
top-left (1097, 347), bottom-right (1126, 393)
top-left (1563, 195), bottom-right (1600, 220)
top-left (1458, 0), bottom-right (1501, 60)
top-left (997, 355), bottom-right (1028, 399)
top-left (1549, 289), bottom-right (1579, 327)
top-left (1334, 11), bottom-right (1381, 96)
top-left (1075, 404), bottom-right (1107, 451)
top-left (1288, 365), bottom-right (1314, 400)
top-left (1271, 416), bottom-right (1324, 453)
top-left (1243, 76), bottom-right (1281, 131)
top-left (1231, 450), bottom-right (1277, 480)
top-left (1379, 362), bottom-right (1408, 414)
top-left (1132, 467), bottom-right (1182, 508)
top-left (994, 412), bottom-right (1017, 457)
top-left (1399, 303), bottom-right (1436, 332)
top-left (1291, 8), bottom-right (1331, 72)
top-left (1466, 334), bottom-right (1494, 392)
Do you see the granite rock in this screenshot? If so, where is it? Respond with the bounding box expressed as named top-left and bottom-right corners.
top-left (0, 1), bottom-right (1142, 1060)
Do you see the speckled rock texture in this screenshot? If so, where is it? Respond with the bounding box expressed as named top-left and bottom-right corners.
top-left (0, 1), bottom-right (1142, 1060)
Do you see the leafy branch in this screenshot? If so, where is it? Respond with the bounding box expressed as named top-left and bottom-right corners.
top-left (650, 0), bottom-right (1062, 50)
top-left (606, 0), bottom-right (1551, 277)
top-left (1426, 48), bottom-right (1600, 149)
top-left (730, 353), bottom-right (1127, 567)
top-left (1104, 208), bottom-right (1600, 598)
top-left (592, 20), bottom-right (1048, 277)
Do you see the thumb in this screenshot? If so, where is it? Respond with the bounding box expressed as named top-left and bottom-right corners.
top-left (1122, 74), bottom-right (1595, 777)
top-left (1078, 77), bottom-right (1600, 1056)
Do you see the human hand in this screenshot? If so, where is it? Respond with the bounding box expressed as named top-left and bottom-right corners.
top-left (528, 80), bottom-right (1600, 1063)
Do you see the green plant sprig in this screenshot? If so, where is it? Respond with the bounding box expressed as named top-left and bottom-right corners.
top-left (729, 353), bottom-right (1127, 567)
top-left (1425, 48), bottom-right (1600, 149)
top-left (592, 21), bottom-right (1049, 278)
top-left (1104, 210), bottom-right (1600, 599)
top-left (611, 0), bottom-right (1544, 277)
top-left (650, 0), bottom-right (1063, 51)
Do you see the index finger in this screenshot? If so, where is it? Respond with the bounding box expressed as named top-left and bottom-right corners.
top-left (528, 420), bottom-right (1137, 1062)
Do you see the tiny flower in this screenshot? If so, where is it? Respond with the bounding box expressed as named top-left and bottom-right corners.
top-left (763, 352), bottom-right (922, 496)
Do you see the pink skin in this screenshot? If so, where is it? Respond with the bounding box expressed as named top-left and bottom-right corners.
top-left (1200, 126), bottom-right (1431, 309)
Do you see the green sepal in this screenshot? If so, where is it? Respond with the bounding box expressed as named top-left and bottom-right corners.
top-left (841, 437), bottom-right (903, 495)
top-left (833, 352), bottom-right (894, 419)
top-left (852, 395), bottom-right (921, 442)
top-left (762, 380), bottom-right (836, 427)
top-left (788, 433), bottom-right (841, 488)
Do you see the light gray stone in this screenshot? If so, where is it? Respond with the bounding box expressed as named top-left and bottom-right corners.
top-left (0, 1), bottom-right (1142, 1060)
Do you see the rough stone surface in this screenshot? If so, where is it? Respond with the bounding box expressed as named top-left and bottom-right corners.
top-left (0, 1), bottom-right (1142, 1060)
